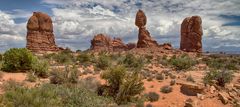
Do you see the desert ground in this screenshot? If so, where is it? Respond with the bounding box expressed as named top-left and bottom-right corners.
top-left (0, 48), bottom-right (239, 107)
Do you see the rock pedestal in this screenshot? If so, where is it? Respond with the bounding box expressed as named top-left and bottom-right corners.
top-left (26, 12), bottom-right (59, 52)
top-left (180, 16), bottom-right (203, 52)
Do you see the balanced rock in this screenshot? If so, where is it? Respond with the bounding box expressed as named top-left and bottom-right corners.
top-left (90, 34), bottom-right (113, 51)
top-left (180, 16), bottom-right (203, 52)
top-left (26, 12), bottom-right (60, 52)
top-left (135, 10), bottom-right (158, 48)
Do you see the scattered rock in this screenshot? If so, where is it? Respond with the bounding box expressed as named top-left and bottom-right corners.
top-left (178, 81), bottom-right (204, 96)
top-left (184, 98), bottom-right (198, 107)
top-left (197, 93), bottom-right (205, 100)
top-left (26, 12), bottom-right (61, 52)
top-left (160, 43), bottom-right (173, 50)
top-left (218, 92), bottom-right (230, 104)
top-left (234, 84), bottom-right (240, 89)
top-left (180, 16), bottom-right (202, 52)
top-left (210, 85), bottom-right (216, 94)
top-left (135, 10), bottom-right (158, 48)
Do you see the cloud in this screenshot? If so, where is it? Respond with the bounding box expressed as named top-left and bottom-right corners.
top-left (0, 11), bottom-right (26, 52)
top-left (0, 0), bottom-right (239, 53)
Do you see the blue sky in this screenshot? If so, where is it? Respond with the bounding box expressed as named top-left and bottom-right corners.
top-left (0, 0), bottom-right (240, 53)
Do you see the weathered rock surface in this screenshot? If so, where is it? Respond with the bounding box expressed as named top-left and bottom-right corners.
top-left (180, 16), bottom-right (203, 52)
top-left (218, 92), bottom-right (230, 104)
top-left (26, 12), bottom-right (59, 52)
top-left (90, 34), bottom-right (129, 51)
top-left (26, 12), bottom-right (60, 52)
top-left (177, 81), bottom-right (204, 96)
top-left (135, 10), bottom-right (158, 48)
top-left (112, 37), bottom-right (127, 51)
top-left (126, 43), bottom-right (136, 50)
top-left (90, 34), bottom-right (113, 51)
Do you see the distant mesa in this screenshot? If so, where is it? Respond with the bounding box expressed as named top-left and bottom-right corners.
top-left (180, 16), bottom-right (203, 52)
top-left (90, 34), bottom-right (129, 52)
top-left (26, 12), bottom-right (61, 52)
top-left (135, 10), bottom-right (158, 48)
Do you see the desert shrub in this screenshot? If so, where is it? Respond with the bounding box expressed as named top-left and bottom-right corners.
top-left (77, 52), bottom-right (92, 64)
top-left (101, 65), bottom-right (144, 104)
top-left (122, 54), bottom-right (145, 71)
top-left (203, 70), bottom-right (234, 87)
top-left (31, 60), bottom-right (49, 78)
top-left (2, 48), bottom-right (37, 72)
top-left (0, 83), bottom-right (113, 107)
top-left (50, 66), bottom-right (79, 84)
top-left (96, 54), bottom-right (111, 70)
top-left (79, 76), bottom-right (101, 93)
top-left (53, 51), bottom-right (74, 64)
top-left (186, 75), bottom-right (195, 83)
top-left (155, 73), bottom-right (165, 80)
top-left (158, 55), bottom-right (169, 66)
top-left (26, 72), bottom-right (37, 82)
top-left (203, 56), bottom-right (239, 70)
top-left (160, 85), bottom-right (173, 93)
top-left (168, 55), bottom-right (197, 70)
top-left (147, 92), bottom-right (159, 102)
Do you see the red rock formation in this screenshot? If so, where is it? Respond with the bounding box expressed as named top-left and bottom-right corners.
top-left (90, 34), bottom-right (132, 51)
top-left (26, 12), bottom-right (60, 52)
top-left (126, 43), bottom-right (136, 50)
top-left (135, 10), bottom-right (158, 48)
top-left (180, 16), bottom-right (203, 52)
top-left (160, 43), bottom-right (172, 50)
top-left (112, 37), bottom-right (127, 51)
top-left (90, 34), bottom-right (113, 51)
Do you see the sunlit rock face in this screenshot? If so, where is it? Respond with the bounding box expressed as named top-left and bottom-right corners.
top-left (180, 16), bottom-right (203, 52)
top-left (26, 12), bottom-right (60, 52)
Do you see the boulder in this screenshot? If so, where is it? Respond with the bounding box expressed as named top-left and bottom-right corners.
top-left (180, 16), bottom-right (202, 52)
top-left (177, 81), bottom-right (204, 96)
top-left (26, 12), bottom-right (60, 52)
top-left (135, 10), bottom-right (158, 48)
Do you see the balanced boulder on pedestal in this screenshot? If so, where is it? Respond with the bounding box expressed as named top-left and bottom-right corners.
top-left (135, 10), bottom-right (158, 48)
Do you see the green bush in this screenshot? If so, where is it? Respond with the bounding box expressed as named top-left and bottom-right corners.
top-left (160, 85), bottom-right (172, 93)
top-left (122, 54), bottom-right (145, 71)
top-left (203, 56), bottom-right (239, 70)
top-left (0, 83), bottom-right (113, 107)
top-left (96, 54), bottom-right (111, 70)
top-left (156, 73), bottom-right (165, 80)
top-left (147, 92), bottom-right (159, 102)
top-left (50, 66), bottom-right (79, 84)
top-left (169, 55), bottom-right (197, 70)
top-left (26, 72), bottom-right (37, 82)
top-left (203, 70), bottom-right (234, 87)
top-left (53, 51), bottom-right (74, 64)
top-left (2, 48), bottom-right (37, 72)
top-left (101, 65), bottom-right (144, 104)
top-left (77, 52), bottom-right (92, 64)
top-left (32, 60), bottom-right (49, 78)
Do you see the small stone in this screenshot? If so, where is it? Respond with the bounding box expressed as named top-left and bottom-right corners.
top-left (197, 93), bottom-right (205, 100)
top-left (218, 92), bottom-right (230, 104)
top-left (234, 84), bottom-right (240, 89)
top-left (184, 98), bottom-right (198, 107)
top-left (210, 86), bottom-right (216, 94)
